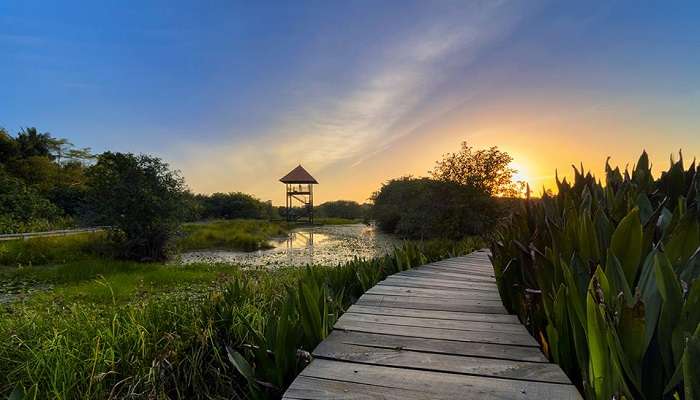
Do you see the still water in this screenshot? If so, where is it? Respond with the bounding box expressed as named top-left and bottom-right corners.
top-left (179, 224), bottom-right (401, 267)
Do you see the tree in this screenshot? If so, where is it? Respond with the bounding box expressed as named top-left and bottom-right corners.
top-left (0, 128), bottom-right (19, 163)
top-left (86, 152), bottom-right (187, 261)
top-left (371, 177), bottom-right (499, 239)
top-left (0, 167), bottom-right (64, 233)
top-left (430, 142), bottom-right (520, 197)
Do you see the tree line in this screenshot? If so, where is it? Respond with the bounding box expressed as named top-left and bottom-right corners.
top-left (1, 126), bottom-right (372, 259)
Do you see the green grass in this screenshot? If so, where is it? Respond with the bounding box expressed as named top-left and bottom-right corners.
top-left (0, 238), bottom-right (483, 399)
top-left (177, 219), bottom-right (288, 252)
top-left (0, 233), bottom-right (112, 267)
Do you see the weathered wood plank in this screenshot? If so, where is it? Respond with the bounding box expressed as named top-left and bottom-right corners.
top-left (382, 275), bottom-right (498, 291)
top-left (346, 305), bottom-right (520, 324)
top-left (339, 312), bottom-right (529, 335)
top-left (396, 270), bottom-right (496, 283)
top-left (297, 359), bottom-right (582, 399)
top-left (368, 285), bottom-right (502, 301)
top-left (283, 376), bottom-right (435, 400)
top-left (335, 319), bottom-right (538, 347)
top-left (313, 336), bottom-right (571, 384)
top-left (321, 330), bottom-right (548, 362)
top-left (415, 265), bottom-right (495, 277)
top-left (399, 269), bottom-right (497, 282)
top-left (357, 294), bottom-right (507, 314)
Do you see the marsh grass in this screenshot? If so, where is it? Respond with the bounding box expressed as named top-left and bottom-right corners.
top-left (177, 220), bottom-right (288, 252)
top-left (0, 233), bottom-right (112, 267)
top-left (0, 238), bottom-right (483, 399)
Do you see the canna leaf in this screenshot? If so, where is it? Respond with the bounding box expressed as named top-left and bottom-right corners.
top-left (611, 207), bottom-right (643, 287)
top-left (587, 268), bottom-right (612, 399)
top-left (664, 213), bottom-right (700, 269)
top-left (655, 251), bottom-right (684, 374)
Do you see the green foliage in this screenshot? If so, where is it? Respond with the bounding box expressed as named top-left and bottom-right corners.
top-left (372, 176), bottom-right (499, 239)
top-left (315, 200), bottom-right (369, 220)
top-left (0, 168), bottom-right (70, 234)
top-left (0, 233), bottom-right (111, 266)
top-left (490, 151), bottom-right (700, 399)
top-left (431, 141), bottom-right (522, 197)
top-left (0, 239), bottom-right (481, 399)
top-left (86, 152), bottom-right (187, 261)
top-left (177, 219), bottom-right (288, 252)
top-left (195, 192), bottom-right (276, 221)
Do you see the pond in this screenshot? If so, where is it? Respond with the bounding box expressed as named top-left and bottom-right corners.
top-left (178, 224), bottom-right (401, 267)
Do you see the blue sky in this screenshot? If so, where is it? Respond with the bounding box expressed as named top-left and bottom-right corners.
top-left (2, 1), bottom-right (699, 203)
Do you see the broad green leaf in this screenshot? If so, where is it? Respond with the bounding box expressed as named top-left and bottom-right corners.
top-left (655, 252), bottom-right (684, 374)
top-left (684, 331), bottom-right (700, 399)
top-left (611, 207), bottom-right (643, 287)
top-left (618, 299), bottom-right (645, 383)
top-left (587, 269), bottom-right (612, 399)
top-left (665, 214), bottom-right (700, 268)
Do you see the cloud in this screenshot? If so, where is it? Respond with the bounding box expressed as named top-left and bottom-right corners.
top-left (170, 1), bottom-right (527, 199)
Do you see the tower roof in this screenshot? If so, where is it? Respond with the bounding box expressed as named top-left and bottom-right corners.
top-left (279, 165), bottom-right (318, 184)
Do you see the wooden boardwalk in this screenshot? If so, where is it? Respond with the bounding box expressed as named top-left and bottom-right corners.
top-left (283, 249), bottom-right (582, 399)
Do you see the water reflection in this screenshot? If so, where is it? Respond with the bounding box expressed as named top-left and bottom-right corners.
top-left (180, 224), bottom-right (399, 268)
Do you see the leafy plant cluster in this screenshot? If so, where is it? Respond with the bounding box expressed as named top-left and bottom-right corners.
top-left (314, 200), bottom-right (370, 221)
top-left (1, 239), bottom-right (482, 399)
top-left (0, 127), bottom-right (92, 233)
top-left (490, 152), bottom-right (700, 399)
top-left (372, 142), bottom-right (521, 239)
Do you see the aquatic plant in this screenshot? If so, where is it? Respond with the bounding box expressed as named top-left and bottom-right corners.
top-left (1, 238), bottom-right (481, 399)
top-left (490, 152), bottom-right (700, 399)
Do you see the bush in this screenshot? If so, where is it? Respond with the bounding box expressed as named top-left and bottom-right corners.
top-left (315, 200), bottom-right (368, 220)
top-left (372, 177), bottom-right (499, 239)
top-left (490, 151), bottom-right (700, 399)
top-left (0, 168), bottom-right (68, 234)
top-left (86, 152), bottom-right (187, 261)
top-left (197, 192), bottom-right (275, 220)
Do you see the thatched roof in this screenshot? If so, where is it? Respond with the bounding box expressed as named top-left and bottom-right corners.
top-left (279, 165), bottom-right (318, 184)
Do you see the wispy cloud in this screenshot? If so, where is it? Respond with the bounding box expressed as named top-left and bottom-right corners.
top-left (171, 1), bottom-right (527, 199)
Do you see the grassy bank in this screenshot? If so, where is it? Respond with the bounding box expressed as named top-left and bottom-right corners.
top-left (0, 220), bottom-right (291, 267)
top-left (0, 238), bottom-right (482, 399)
top-left (177, 219), bottom-right (288, 252)
top-left (0, 233), bottom-right (112, 267)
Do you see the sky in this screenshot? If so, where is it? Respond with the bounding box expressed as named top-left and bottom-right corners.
top-left (1, 1), bottom-right (699, 204)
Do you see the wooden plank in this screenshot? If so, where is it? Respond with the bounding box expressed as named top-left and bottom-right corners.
top-left (335, 319), bottom-right (538, 347)
top-left (357, 294), bottom-right (506, 314)
top-left (400, 269), bottom-right (497, 282)
top-left (313, 336), bottom-right (571, 384)
top-left (413, 268), bottom-right (495, 279)
top-left (346, 305), bottom-right (520, 324)
top-left (297, 359), bottom-right (582, 399)
top-left (382, 275), bottom-right (498, 291)
top-left (321, 330), bottom-right (548, 363)
top-left (419, 262), bottom-right (493, 269)
top-left (397, 270), bottom-right (496, 283)
top-left (368, 285), bottom-right (502, 301)
top-left (284, 376), bottom-right (436, 400)
top-left (357, 294), bottom-right (507, 314)
top-left (339, 312), bottom-right (530, 335)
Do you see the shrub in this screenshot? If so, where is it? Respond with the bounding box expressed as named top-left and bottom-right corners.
top-left (490, 151), bottom-right (700, 399)
top-left (372, 177), bottom-right (499, 239)
top-left (197, 192), bottom-right (275, 220)
top-left (0, 168), bottom-right (68, 234)
top-left (315, 200), bottom-right (368, 220)
top-left (86, 152), bottom-right (187, 261)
